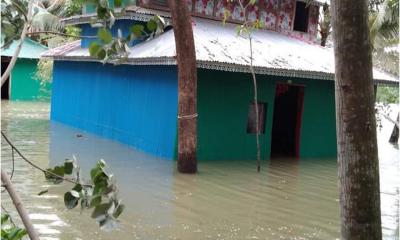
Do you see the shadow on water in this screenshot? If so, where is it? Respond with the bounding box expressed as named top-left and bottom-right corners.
top-left (1, 101), bottom-right (399, 240)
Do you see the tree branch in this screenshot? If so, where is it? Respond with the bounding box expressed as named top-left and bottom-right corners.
top-left (1, 170), bottom-right (40, 240)
top-left (379, 112), bottom-right (400, 127)
top-left (1, 131), bottom-right (92, 187)
top-left (26, 31), bottom-right (97, 39)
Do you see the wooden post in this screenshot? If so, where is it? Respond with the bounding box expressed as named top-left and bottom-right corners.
top-left (168, 0), bottom-right (198, 173)
top-left (331, 0), bottom-right (382, 239)
top-left (1, 170), bottom-right (40, 240)
top-left (389, 113), bottom-right (399, 143)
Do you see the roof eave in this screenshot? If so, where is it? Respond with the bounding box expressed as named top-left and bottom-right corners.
top-left (42, 54), bottom-right (397, 85)
top-left (61, 7), bottom-right (170, 26)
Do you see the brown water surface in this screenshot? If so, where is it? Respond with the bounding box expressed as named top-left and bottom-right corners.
top-left (1, 101), bottom-right (399, 239)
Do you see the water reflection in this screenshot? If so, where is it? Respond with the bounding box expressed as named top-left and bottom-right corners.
top-left (1, 100), bottom-right (399, 240)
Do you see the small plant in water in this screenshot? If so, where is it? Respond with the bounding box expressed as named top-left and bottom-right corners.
top-left (45, 157), bottom-right (124, 231)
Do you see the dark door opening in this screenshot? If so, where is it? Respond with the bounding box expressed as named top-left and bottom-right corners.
top-left (1, 58), bottom-right (10, 100)
top-left (270, 83), bottom-right (304, 158)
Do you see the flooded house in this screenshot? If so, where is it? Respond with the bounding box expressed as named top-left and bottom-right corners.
top-left (42, 0), bottom-right (397, 160)
top-left (1, 38), bottom-right (50, 101)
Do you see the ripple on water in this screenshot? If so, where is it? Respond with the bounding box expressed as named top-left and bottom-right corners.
top-left (1, 100), bottom-right (399, 240)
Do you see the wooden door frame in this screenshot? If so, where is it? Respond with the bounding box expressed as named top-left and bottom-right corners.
top-left (273, 82), bottom-right (305, 159)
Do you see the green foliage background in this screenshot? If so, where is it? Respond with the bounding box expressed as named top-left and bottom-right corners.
top-left (376, 85), bottom-right (399, 103)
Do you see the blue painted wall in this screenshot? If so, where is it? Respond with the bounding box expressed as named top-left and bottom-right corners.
top-left (51, 61), bottom-right (178, 159)
top-left (80, 20), bottom-right (145, 48)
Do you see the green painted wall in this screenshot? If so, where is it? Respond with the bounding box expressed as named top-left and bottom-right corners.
top-left (196, 69), bottom-right (337, 161)
top-left (10, 59), bottom-right (51, 101)
top-left (299, 78), bottom-right (337, 158)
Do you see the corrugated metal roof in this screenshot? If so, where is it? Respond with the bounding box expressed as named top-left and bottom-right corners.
top-left (43, 18), bottom-right (397, 84)
top-left (1, 38), bottom-right (48, 59)
top-left (61, 7), bottom-right (162, 25)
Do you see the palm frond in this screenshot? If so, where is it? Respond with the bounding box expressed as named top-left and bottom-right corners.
top-left (370, 0), bottom-right (399, 44)
top-left (30, 11), bottom-right (65, 32)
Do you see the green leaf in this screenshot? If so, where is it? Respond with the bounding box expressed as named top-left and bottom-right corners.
top-left (44, 168), bottom-right (54, 180)
top-left (64, 160), bottom-right (74, 175)
top-left (114, 0), bottom-right (122, 7)
top-left (113, 204), bottom-right (124, 218)
top-left (90, 167), bottom-right (102, 181)
top-left (1, 229), bottom-right (8, 239)
top-left (130, 24), bottom-right (144, 37)
top-left (53, 166), bottom-right (65, 177)
top-left (147, 19), bottom-right (157, 32)
top-left (44, 165), bottom-right (65, 183)
top-left (70, 190), bottom-right (80, 198)
top-left (98, 28), bottom-right (113, 44)
top-left (89, 42), bottom-right (100, 57)
top-left (91, 203), bottom-right (110, 219)
top-left (14, 229), bottom-right (27, 240)
top-left (97, 49), bottom-right (107, 60)
top-left (93, 171), bottom-right (108, 183)
top-left (1, 214), bottom-right (9, 225)
top-left (90, 195), bottom-right (102, 207)
top-left (154, 15), bottom-right (165, 27)
top-left (98, 159), bottom-right (106, 168)
top-left (97, 7), bottom-right (107, 19)
top-left (93, 179), bottom-right (107, 195)
top-left (72, 184), bottom-right (82, 192)
top-left (64, 191), bottom-right (79, 209)
top-left (8, 228), bottom-right (26, 240)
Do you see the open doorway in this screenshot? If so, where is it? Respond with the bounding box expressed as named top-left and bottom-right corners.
top-left (270, 83), bottom-right (304, 158)
top-left (1, 57), bottom-right (11, 100)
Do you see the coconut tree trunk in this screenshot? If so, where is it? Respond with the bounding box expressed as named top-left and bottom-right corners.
top-left (331, 0), bottom-right (382, 239)
top-left (168, 0), bottom-right (198, 173)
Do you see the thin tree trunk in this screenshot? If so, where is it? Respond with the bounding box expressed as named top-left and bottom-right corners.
top-left (331, 0), bottom-right (382, 239)
top-left (1, 170), bottom-right (40, 240)
top-left (320, 33), bottom-right (328, 47)
top-left (389, 113), bottom-right (399, 143)
top-left (168, 0), bottom-right (198, 173)
top-left (249, 37), bottom-right (261, 172)
top-left (1, 1), bottom-right (33, 87)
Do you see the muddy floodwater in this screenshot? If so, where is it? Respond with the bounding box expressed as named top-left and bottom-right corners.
top-left (1, 101), bottom-right (399, 240)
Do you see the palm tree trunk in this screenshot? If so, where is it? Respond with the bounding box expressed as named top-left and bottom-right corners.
top-left (331, 0), bottom-right (382, 239)
top-left (168, 0), bottom-right (198, 173)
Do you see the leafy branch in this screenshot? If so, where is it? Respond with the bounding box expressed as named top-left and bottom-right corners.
top-left (1, 131), bottom-right (124, 231)
top-left (45, 158), bottom-right (125, 230)
top-left (83, 0), bottom-right (167, 62)
top-left (1, 213), bottom-right (27, 240)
